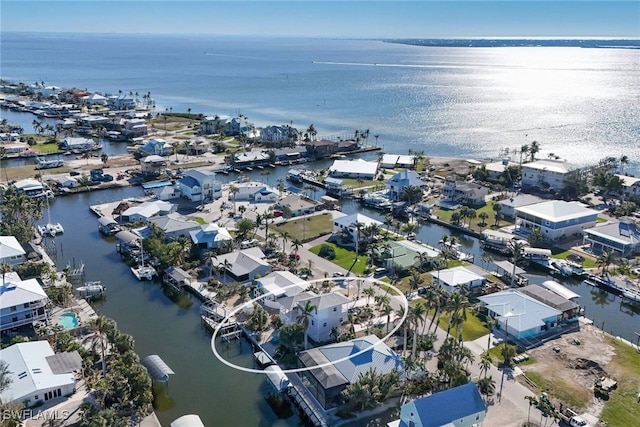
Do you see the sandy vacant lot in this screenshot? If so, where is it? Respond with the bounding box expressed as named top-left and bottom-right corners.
top-left (519, 322), bottom-right (618, 420)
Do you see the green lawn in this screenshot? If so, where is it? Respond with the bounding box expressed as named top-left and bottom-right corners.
top-left (34, 142), bottom-right (63, 154)
top-left (309, 242), bottom-right (368, 274)
top-left (438, 311), bottom-right (489, 341)
top-left (596, 217), bottom-right (607, 223)
top-left (433, 204), bottom-right (513, 232)
top-left (193, 217), bottom-right (207, 225)
top-left (273, 213), bottom-right (333, 242)
top-left (600, 338), bottom-right (640, 426)
top-left (551, 249), bottom-right (597, 268)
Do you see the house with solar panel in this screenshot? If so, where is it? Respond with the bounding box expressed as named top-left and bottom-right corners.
top-left (0, 341), bottom-right (81, 407)
top-left (297, 335), bottom-right (403, 409)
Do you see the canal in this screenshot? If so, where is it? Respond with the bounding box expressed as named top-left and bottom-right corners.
top-left (41, 165), bottom-right (640, 426)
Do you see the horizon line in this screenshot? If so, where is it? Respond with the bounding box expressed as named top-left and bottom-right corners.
top-left (2, 30), bottom-right (639, 40)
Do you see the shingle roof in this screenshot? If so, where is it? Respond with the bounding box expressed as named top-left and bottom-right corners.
top-left (401, 383), bottom-right (485, 427)
top-left (298, 292), bottom-right (349, 311)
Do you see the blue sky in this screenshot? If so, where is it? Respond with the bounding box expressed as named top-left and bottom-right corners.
top-left (1, 1), bottom-right (638, 38)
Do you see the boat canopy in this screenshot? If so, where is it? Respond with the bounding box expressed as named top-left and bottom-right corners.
top-left (141, 355), bottom-right (175, 382)
top-left (541, 280), bottom-right (581, 300)
top-left (523, 247), bottom-right (552, 257)
top-left (97, 216), bottom-right (118, 226)
top-left (264, 365), bottom-right (291, 392)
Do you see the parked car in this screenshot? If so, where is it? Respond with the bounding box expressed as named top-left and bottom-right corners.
top-left (569, 416), bottom-right (590, 427)
top-left (332, 271), bottom-right (344, 277)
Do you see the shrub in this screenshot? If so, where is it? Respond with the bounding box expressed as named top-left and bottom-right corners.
top-left (318, 243), bottom-right (336, 260)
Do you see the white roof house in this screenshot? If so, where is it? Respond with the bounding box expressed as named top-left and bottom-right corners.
top-left (521, 159), bottom-right (580, 191)
top-left (497, 194), bottom-right (545, 218)
top-left (255, 271), bottom-right (308, 300)
top-left (189, 223), bottom-right (233, 249)
top-left (333, 213), bottom-right (383, 242)
top-left (434, 266), bottom-right (486, 293)
top-left (515, 201), bottom-right (598, 241)
top-left (120, 200), bottom-right (176, 223)
top-left (0, 236), bottom-right (27, 266)
top-left (329, 159), bottom-right (378, 179)
top-left (478, 289), bottom-right (562, 340)
top-left (1, 277), bottom-right (49, 332)
top-left (386, 169), bottom-right (427, 201)
top-left (13, 178), bottom-right (47, 198)
top-left (0, 341), bottom-right (78, 407)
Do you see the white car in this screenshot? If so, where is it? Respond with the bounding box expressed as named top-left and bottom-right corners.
top-left (569, 416), bottom-right (590, 427)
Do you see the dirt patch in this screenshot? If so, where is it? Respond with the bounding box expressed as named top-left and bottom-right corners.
top-left (519, 323), bottom-right (617, 418)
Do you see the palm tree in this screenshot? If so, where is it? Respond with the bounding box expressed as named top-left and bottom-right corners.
top-left (596, 249), bottom-right (616, 276)
top-left (478, 211), bottom-right (489, 226)
top-left (296, 300), bottom-right (317, 350)
top-left (228, 184), bottom-right (238, 213)
top-left (620, 155), bottom-right (629, 174)
top-left (408, 301), bottom-right (426, 359)
top-left (280, 231), bottom-right (290, 253)
top-left (466, 209), bottom-right (477, 228)
top-left (508, 239), bottom-right (527, 286)
top-left (477, 376), bottom-right (496, 403)
top-left (492, 202), bottom-right (502, 226)
top-left (479, 350), bottom-right (493, 379)
top-left (408, 269), bottom-right (424, 296)
top-left (291, 238), bottom-right (302, 255)
top-left (446, 292), bottom-right (468, 340)
top-left (363, 287), bottom-right (376, 306)
top-left (520, 144), bottom-right (529, 166)
top-left (529, 140), bottom-right (540, 162)
top-left (89, 316), bottom-right (115, 376)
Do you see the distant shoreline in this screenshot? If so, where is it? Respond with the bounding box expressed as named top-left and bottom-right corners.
top-left (384, 38), bottom-right (640, 49)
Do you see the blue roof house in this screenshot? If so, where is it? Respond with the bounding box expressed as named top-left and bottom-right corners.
top-left (478, 289), bottom-right (562, 340)
top-left (387, 169), bottom-right (427, 201)
top-left (396, 382), bottom-right (486, 427)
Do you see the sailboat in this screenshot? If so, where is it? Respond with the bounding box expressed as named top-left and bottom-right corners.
top-left (130, 240), bottom-right (157, 281)
top-left (38, 195), bottom-right (64, 237)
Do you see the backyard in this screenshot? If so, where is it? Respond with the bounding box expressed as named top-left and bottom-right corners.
top-left (309, 242), bottom-right (369, 275)
top-left (273, 212), bottom-right (333, 242)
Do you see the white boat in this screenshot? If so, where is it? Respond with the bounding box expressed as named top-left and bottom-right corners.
top-left (35, 157), bottom-right (64, 170)
top-left (131, 265), bottom-right (157, 281)
top-left (38, 222), bottom-right (64, 236)
top-left (130, 241), bottom-right (157, 281)
top-left (76, 281), bottom-right (106, 300)
top-left (38, 196), bottom-right (64, 236)
top-left (622, 289), bottom-right (640, 303)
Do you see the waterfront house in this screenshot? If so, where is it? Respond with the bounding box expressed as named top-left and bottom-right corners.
top-left (497, 194), bottom-right (545, 219)
top-left (54, 175), bottom-right (79, 189)
top-left (149, 212), bottom-right (201, 240)
top-left (177, 169), bottom-right (222, 202)
top-left (140, 155), bottom-right (168, 176)
top-left (297, 335), bottom-right (403, 409)
top-left (139, 138), bottom-right (173, 157)
top-left (189, 223), bottom-right (233, 250)
top-left (78, 115), bottom-right (110, 127)
top-left (164, 266), bottom-right (194, 290)
top-left (255, 271), bottom-right (307, 301)
top-left (119, 200), bottom-right (176, 223)
top-left (514, 200), bottom-right (598, 241)
top-left (482, 159), bottom-right (517, 180)
top-left (441, 175), bottom-right (490, 207)
top-left (324, 177), bottom-right (347, 195)
top-left (0, 142), bottom-right (30, 155)
top-left (233, 151), bottom-right (271, 167)
top-left (478, 289), bottom-right (562, 340)
top-left (200, 115), bottom-right (230, 135)
top-left (0, 273), bottom-right (48, 333)
top-left (83, 93), bottom-right (107, 106)
top-left (521, 159), bottom-right (580, 192)
top-left (582, 218), bottom-right (640, 257)
top-left (280, 291), bottom-right (349, 343)
top-left (232, 182), bottom-right (279, 203)
top-left (305, 139), bottom-right (337, 158)
top-left (518, 284), bottom-right (581, 322)
top-left (275, 194), bottom-right (319, 218)
top-left (0, 236), bottom-right (27, 266)
top-left (97, 217), bottom-right (121, 236)
top-left (107, 95), bottom-right (137, 110)
top-left (387, 169), bottom-right (428, 202)
top-left (59, 137), bottom-right (97, 151)
top-left (329, 159), bottom-right (378, 180)
top-left (333, 213), bottom-right (383, 243)
top-left (380, 154), bottom-right (415, 169)
top-left (615, 174), bottom-right (640, 200)
top-left (120, 118), bottom-right (148, 138)
top-left (115, 230), bottom-right (142, 255)
top-left (0, 341), bottom-right (79, 407)
top-left (433, 266), bottom-right (486, 294)
top-left (274, 146), bottom-right (307, 161)
top-left (213, 248), bottom-right (271, 282)
top-left (260, 124), bottom-right (295, 144)
top-left (392, 382), bottom-right (486, 427)
top-left (12, 179), bottom-right (50, 198)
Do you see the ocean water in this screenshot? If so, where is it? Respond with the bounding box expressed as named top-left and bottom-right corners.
top-left (2, 32), bottom-right (639, 169)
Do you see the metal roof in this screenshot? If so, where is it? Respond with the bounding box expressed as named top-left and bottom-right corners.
top-left (519, 285), bottom-right (580, 313)
top-left (46, 351), bottom-right (82, 374)
top-left (141, 355), bottom-right (175, 382)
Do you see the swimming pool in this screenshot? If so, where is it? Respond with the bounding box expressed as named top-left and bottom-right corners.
top-left (58, 312), bottom-right (79, 329)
